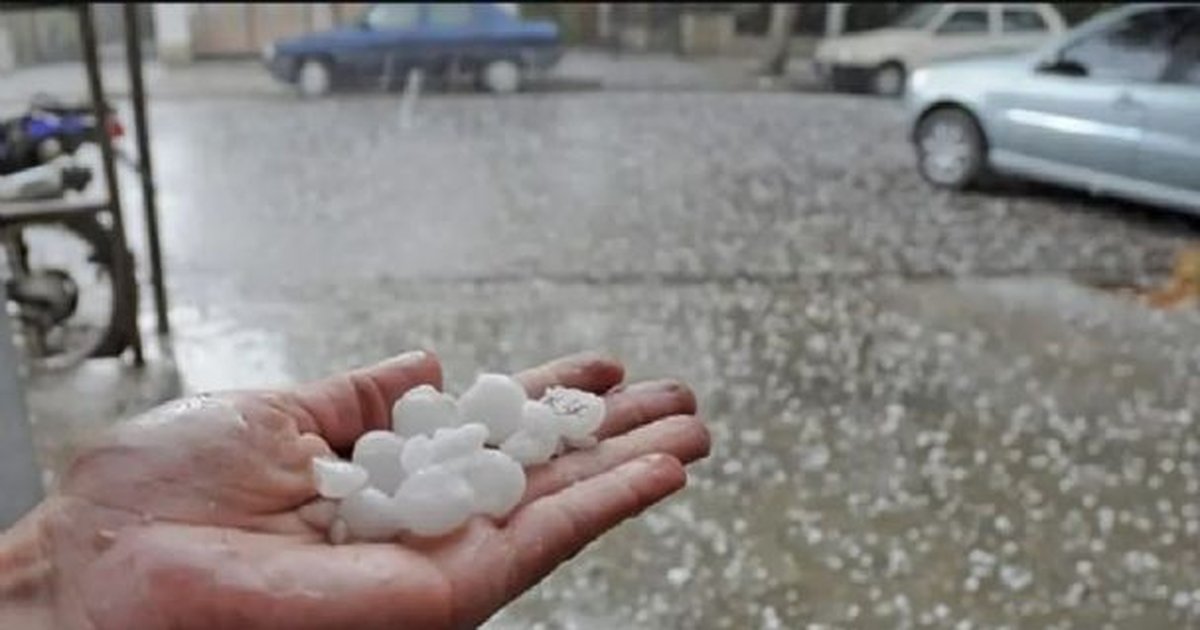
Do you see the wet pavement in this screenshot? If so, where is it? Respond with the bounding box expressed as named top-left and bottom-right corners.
top-left (50, 88), bottom-right (1200, 626)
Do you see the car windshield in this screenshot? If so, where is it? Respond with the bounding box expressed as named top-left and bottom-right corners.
top-left (892, 3), bottom-right (942, 29)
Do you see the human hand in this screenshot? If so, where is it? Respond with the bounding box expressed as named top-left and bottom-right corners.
top-left (0, 351), bottom-right (709, 629)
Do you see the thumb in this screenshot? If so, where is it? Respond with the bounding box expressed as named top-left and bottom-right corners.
top-left (287, 350), bottom-right (442, 450)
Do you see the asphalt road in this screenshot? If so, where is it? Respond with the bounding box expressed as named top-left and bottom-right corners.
top-left (99, 90), bottom-right (1200, 628)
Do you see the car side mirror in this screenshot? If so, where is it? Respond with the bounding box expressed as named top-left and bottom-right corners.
top-left (1036, 57), bottom-right (1087, 77)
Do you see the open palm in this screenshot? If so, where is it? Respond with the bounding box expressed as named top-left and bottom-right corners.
top-left (32, 351), bottom-right (709, 629)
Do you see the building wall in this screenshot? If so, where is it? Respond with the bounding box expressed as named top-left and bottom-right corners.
top-left (593, 2), bottom-right (1115, 56)
top-left (153, 2), bottom-right (368, 63)
top-left (0, 5), bottom-right (152, 67)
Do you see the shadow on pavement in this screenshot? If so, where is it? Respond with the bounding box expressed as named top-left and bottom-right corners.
top-left (980, 178), bottom-right (1200, 237)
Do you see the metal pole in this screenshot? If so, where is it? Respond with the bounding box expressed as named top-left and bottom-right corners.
top-left (79, 4), bottom-right (144, 365)
top-left (122, 3), bottom-right (170, 336)
top-left (0, 286), bottom-right (43, 528)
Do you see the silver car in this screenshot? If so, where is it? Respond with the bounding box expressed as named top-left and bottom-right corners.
top-left (907, 4), bottom-right (1200, 213)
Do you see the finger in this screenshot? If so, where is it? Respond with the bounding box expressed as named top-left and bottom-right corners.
top-left (522, 414), bottom-right (709, 505)
top-left (502, 454), bottom-right (686, 601)
top-left (514, 351), bottom-right (624, 398)
top-left (596, 379), bottom-right (697, 439)
top-left (287, 350), bottom-right (442, 450)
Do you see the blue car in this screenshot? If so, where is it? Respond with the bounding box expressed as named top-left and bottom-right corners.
top-left (263, 3), bottom-right (562, 96)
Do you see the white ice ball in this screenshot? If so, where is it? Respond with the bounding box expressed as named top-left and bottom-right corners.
top-left (499, 429), bottom-right (559, 466)
top-left (352, 430), bottom-right (407, 494)
top-left (312, 457), bottom-right (369, 499)
top-left (451, 449), bottom-right (527, 518)
top-left (430, 423), bottom-right (489, 462)
top-left (400, 434), bottom-right (436, 474)
top-left (338, 487), bottom-right (404, 541)
top-left (459, 374), bottom-right (528, 445)
top-left (394, 465), bottom-right (477, 537)
top-left (520, 399), bottom-right (558, 434)
top-left (542, 387), bottom-right (606, 440)
top-left (392, 385), bottom-right (461, 437)
top-left (400, 423), bottom-right (489, 474)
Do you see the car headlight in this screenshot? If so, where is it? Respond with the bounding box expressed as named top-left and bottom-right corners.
top-left (909, 69), bottom-right (927, 91)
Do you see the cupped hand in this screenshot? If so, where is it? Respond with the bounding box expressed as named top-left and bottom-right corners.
top-left (13, 351), bottom-right (709, 629)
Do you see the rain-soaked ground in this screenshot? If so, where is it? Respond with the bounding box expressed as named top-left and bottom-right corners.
top-left (85, 89), bottom-right (1200, 627)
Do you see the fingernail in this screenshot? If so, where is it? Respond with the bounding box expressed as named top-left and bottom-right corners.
top-left (631, 452), bottom-right (671, 470)
top-left (392, 350), bottom-right (427, 366)
top-left (625, 379), bottom-right (684, 395)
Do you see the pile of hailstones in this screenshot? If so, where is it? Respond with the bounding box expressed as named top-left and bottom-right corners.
top-left (311, 374), bottom-right (605, 543)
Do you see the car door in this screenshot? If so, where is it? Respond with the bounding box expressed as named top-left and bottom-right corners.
top-left (921, 5), bottom-right (994, 65)
top-left (1000, 7), bottom-right (1180, 181)
top-left (355, 4), bottom-right (423, 83)
top-left (1135, 13), bottom-right (1200, 203)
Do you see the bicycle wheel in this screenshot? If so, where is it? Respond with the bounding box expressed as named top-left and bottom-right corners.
top-left (3, 216), bottom-right (131, 370)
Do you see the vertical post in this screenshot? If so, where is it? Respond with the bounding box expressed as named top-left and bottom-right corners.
top-left (80, 4), bottom-right (144, 365)
top-left (0, 288), bottom-right (43, 528)
top-left (123, 3), bottom-right (170, 336)
top-left (825, 3), bottom-right (848, 37)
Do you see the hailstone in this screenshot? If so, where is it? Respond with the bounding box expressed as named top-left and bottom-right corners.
top-left (542, 386), bottom-right (606, 439)
top-left (500, 429), bottom-right (559, 466)
top-left (392, 385), bottom-right (460, 437)
top-left (458, 374), bottom-right (527, 444)
top-left (339, 487), bottom-right (403, 541)
top-left (394, 465), bottom-right (477, 537)
top-left (450, 448), bottom-right (527, 517)
top-left (352, 430), bottom-right (407, 494)
top-left (313, 457), bottom-right (369, 499)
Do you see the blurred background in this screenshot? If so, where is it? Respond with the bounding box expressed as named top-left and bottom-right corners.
top-left (2, 2), bottom-right (1199, 628)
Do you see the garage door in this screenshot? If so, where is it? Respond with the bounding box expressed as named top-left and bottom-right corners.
top-left (192, 3), bottom-right (321, 57)
top-left (191, 4), bottom-right (253, 56)
top-left (248, 4), bottom-right (312, 52)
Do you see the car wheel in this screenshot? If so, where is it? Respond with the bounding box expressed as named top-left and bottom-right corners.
top-left (298, 58), bottom-right (332, 97)
top-left (916, 108), bottom-right (986, 190)
top-left (482, 59), bottom-right (521, 94)
top-left (872, 62), bottom-right (905, 97)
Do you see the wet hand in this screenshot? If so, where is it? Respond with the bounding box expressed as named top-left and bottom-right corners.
top-left (0, 351), bottom-right (709, 629)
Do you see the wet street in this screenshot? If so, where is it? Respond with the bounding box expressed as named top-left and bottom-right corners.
top-left (110, 90), bottom-right (1200, 627)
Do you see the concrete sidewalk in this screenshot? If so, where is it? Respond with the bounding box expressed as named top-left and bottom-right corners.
top-left (0, 50), bottom-right (820, 106)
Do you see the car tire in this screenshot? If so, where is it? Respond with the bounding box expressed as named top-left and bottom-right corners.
top-left (298, 58), bottom-right (332, 98)
top-left (828, 68), bottom-right (856, 93)
top-left (481, 59), bottom-right (522, 94)
top-left (915, 107), bottom-right (986, 190)
top-left (872, 62), bottom-right (905, 97)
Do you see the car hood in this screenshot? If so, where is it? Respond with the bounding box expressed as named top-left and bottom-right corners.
top-left (919, 52), bottom-right (1033, 77)
top-left (909, 52), bottom-right (1034, 103)
top-left (276, 27), bottom-right (365, 54)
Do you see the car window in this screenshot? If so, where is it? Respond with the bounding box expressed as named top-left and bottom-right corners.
top-left (1164, 19), bottom-right (1200, 86)
top-left (1059, 8), bottom-right (1194, 82)
top-left (936, 9), bottom-right (989, 35)
top-left (428, 4), bottom-right (474, 27)
top-left (1002, 8), bottom-right (1047, 33)
top-left (893, 3), bottom-right (941, 29)
top-left (366, 4), bottom-right (419, 30)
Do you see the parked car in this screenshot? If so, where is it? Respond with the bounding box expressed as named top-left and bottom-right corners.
top-left (814, 3), bottom-right (1065, 96)
top-left (907, 4), bottom-right (1200, 213)
top-left (263, 3), bottom-right (562, 96)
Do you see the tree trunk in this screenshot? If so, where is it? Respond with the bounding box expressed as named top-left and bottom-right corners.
top-left (760, 3), bottom-right (798, 76)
